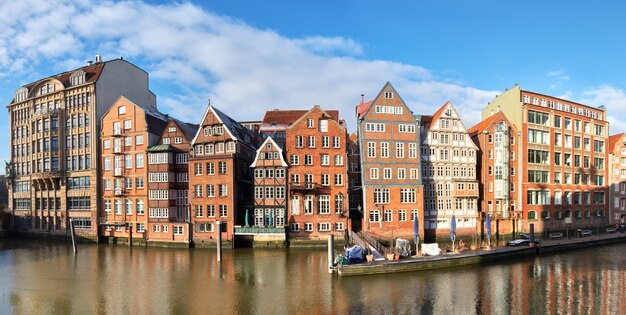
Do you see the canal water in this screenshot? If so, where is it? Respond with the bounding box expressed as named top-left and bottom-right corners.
top-left (0, 239), bottom-right (624, 314)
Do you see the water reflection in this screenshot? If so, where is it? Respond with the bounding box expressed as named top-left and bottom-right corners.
top-left (1, 240), bottom-right (625, 314)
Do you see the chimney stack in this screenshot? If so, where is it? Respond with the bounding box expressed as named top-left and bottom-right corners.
top-left (361, 94), bottom-right (365, 104)
top-left (86, 60), bottom-right (93, 66)
top-left (95, 54), bottom-right (102, 63)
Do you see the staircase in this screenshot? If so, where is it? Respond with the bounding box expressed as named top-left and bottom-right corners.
top-left (351, 231), bottom-right (386, 261)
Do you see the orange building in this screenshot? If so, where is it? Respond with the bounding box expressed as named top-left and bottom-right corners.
top-left (284, 106), bottom-right (350, 242)
top-left (356, 82), bottom-right (424, 240)
top-left (608, 133), bottom-right (626, 225)
top-left (145, 119), bottom-right (197, 246)
top-left (469, 111), bottom-right (521, 238)
top-left (484, 85), bottom-right (610, 233)
top-left (100, 96), bottom-right (168, 243)
top-left (189, 104), bottom-right (258, 247)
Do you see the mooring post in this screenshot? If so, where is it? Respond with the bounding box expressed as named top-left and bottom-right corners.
top-left (530, 223), bottom-right (535, 244)
top-left (216, 221), bottom-right (222, 262)
top-left (328, 234), bottom-right (335, 273)
top-left (129, 223), bottom-right (133, 247)
top-left (69, 218), bottom-right (77, 254)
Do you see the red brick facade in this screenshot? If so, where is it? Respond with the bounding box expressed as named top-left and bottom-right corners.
top-left (357, 83), bottom-right (425, 240)
top-left (189, 105), bottom-right (257, 247)
top-left (469, 111), bottom-right (520, 237)
top-left (145, 120), bottom-right (196, 245)
top-left (100, 96), bottom-right (168, 241)
top-left (285, 106), bottom-right (349, 240)
top-left (608, 133), bottom-right (626, 224)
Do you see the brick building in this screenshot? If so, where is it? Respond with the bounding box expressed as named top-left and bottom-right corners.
top-left (284, 106), bottom-right (349, 242)
top-left (250, 137), bottom-right (288, 227)
top-left (145, 119), bottom-right (197, 245)
top-left (483, 85), bottom-right (609, 233)
top-left (608, 133), bottom-right (626, 224)
top-left (420, 102), bottom-right (479, 241)
top-left (100, 96), bottom-right (168, 243)
top-left (6, 56), bottom-right (156, 240)
top-left (347, 133), bottom-right (363, 231)
top-left (469, 111), bottom-right (521, 238)
top-left (356, 83), bottom-right (424, 240)
top-left (189, 104), bottom-right (258, 247)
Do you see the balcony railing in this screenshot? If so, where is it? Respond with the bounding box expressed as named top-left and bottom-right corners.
top-left (234, 226), bottom-right (286, 235)
top-left (114, 188), bottom-right (123, 196)
top-left (114, 168), bottom-right (123, 176)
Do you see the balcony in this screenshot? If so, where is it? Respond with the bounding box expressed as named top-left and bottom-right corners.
top-left (114, 168), bottom-right (123, 177)
top-left (289, 182), bottom-right (318, 191)
top-left (112, 128), bottom-right (124, 136)
top-left (114, 188), bottom-right (123, 196)
top-left (113, 146), bottom-right (123, 154)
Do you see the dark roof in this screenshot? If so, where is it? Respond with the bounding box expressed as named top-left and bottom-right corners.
top-left (212, 106), bottom-right (258, 149)
top-left (171, 118), bottom-right (199, 141)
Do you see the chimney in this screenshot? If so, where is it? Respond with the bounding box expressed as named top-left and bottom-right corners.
top-left (361, 94), bottom-right (364, 104)
top-left (86, 60), bottom-right (93, 66)
top-left (95, 54), bottom-right (102, 63)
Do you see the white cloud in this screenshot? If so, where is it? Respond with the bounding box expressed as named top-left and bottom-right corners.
top-left (579, 85), bottom-right (626, 134)
top-left (0, 0), bottom-right (510, 137)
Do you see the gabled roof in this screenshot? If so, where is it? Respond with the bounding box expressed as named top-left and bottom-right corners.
top-left (287, 105), bottom-right (344, 131)
top-left (356, 82), bottom-right (415, 120)
top-left (261, 108), bottom-right (340, 131)
top-left (250, 137), bottom-right (288, 168)
top-left (609, 133), bottom-right (625, 153)
top-left (468, 112), bottom-right (501, 136)
top-left (430, 101), bottom-right (450, 125)
top-left (356, 101), bottom-right (373, 117)
top-left (103, 95), bottom-right (169, 137)
top-left (169, 118), bottom-right (199, 142)
top-left (191, 104), bottom-right (258, 149)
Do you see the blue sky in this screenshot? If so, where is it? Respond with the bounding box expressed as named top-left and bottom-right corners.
top-left (2, 0), bottom-right (626, 173)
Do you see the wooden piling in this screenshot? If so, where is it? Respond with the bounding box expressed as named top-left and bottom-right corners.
top-left (328, 234), bottom-right (334, 273)
top-left (216, 221), bottom-right (222, 262)
top-left (69, 218), bottom-right (77, 254)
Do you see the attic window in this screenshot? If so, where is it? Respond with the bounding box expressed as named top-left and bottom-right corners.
top-left (204, 127), bottom-right (212, 136)
top-left (70, 70), bottom-right (86, 86)
top-left (169, 127), bottom-right (176, 132)
top-left (213, 126), bottom-right (224, 135)
top-left (118, 106), bottom-right (126, 115)
top-left (307, 119), bottom-right (314, 128)
top-left (384, 91), bottom-right (393, 99)
top-left (14, 88), bottom-right (28, 102)
top-left (266, 144), bottom-right (272, 149)
top-left (445, 109), bottom-right (452, 116)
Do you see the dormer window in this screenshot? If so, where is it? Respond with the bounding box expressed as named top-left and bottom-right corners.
top-left (69, 70), bottom-right (86, 86)
top-left (14, 87), bottom-right (28, 102)
top-left (384, 91), bottom-right (393, 99)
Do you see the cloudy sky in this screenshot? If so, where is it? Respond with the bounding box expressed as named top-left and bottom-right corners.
top-left (2, 1), bottom-right (626, 171)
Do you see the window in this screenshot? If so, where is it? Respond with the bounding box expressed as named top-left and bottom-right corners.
top-left (367, 142), bottom-right (376, 158)
top-left (136, 154), bottom-right (144, 168)
top-left (290, 155), bottom-right (299, 165)
top-left (369, 210), bottom-right (380, 222)
top-left (219, 162), bottom-right (227, 174)
top-left (307, 119), bottom-right (314, 128)
top-left (319, 195), bottom-right (330, 214)
top-left (527, 110), bottom-right (549, 125)
top-left (304, 223), bottom-right (313, 232)
top-left (118, 106), bottom-right (126, 115)
top-left (136, 177), bottom-right (144, 189)
top-left (333, 136), bottom-right (340, 148)
top-left (219, 205), bottom-right (228, 217)
top-left (319, 120), bottom-right (328, 132)
top-left (321, 155), bottom-right (330, 166)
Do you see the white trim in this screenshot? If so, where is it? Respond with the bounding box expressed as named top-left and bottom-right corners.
top-left (191, 104), bottom-right (238, 145)
top-left (250, 137), bottom-right (288, 167)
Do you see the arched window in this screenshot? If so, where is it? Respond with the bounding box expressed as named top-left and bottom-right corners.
top-left (528, 211), bottom-right (537, 220)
